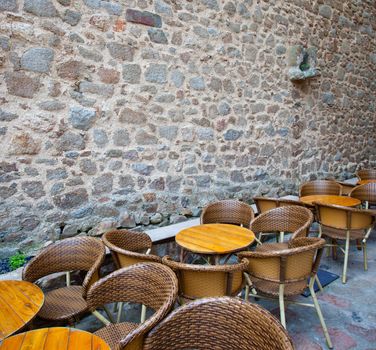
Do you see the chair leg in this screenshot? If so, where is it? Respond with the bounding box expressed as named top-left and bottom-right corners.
top-left (141, 304), bottom-right (147, 323)
top-left (279, 284), bottom-right (286, 328)
top-left (363, 241), bottom-right (368, 271)
top-left (103, 305), bottom-right (115, 323)
top-left (331, 239), bottom-right (337, 260)
top-left (245, 284), bottom-right (249, 301)
top-left (116, 302), bottom-right (123, 323)
top-left (315, 275), bottom-right (324, 293)
top-left (342, 232), bottom-right (350, 284)
top-left (280, 231), bottom-right (284, 243)
top-left (309, 278), bottom-right (333, 349)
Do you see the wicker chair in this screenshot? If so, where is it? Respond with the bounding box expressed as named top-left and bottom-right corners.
top-left (250, 205), bottom-right (313, 247)
top-left (143, 297), bottom-right (294, 350)
top-left (200, 199), bottom-right (254, 228)
top-left (162, 256), bottom-right (248, 303)
top-left (299, 180), bottom-right (342, 197)
top-left (336, 181), bottom-right (356, 195)
top-left (22, 236), bottom-right (105, 324)
top-left (86, 262), bottom-right (178, 350)
top-left (102, 229), bottom-right (161, 268)
top-left (238, 237), bottom-right (332, 348)
top-left (253, 196), bottom-right (308, 215)
top-left (349, 183), bottom-right (376, 209)
top-left (315, 203), bottom-right (376, 283)
top-left (357, 169), bottom-right (376, 180)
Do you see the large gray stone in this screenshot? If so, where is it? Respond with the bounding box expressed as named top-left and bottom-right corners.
top-left (0, 109), bottom-right (18, 122)
top-left (145, 64), bottom-right (167, 84)
top-left (171, 70), bottom-right (185, 88)
top-left (135, 130), bottom-right (158, 145)
top-left (154, 0), bottom-right (172, 16)
top-left (21, 47), bottom-right (54, 73)
top-left (93, 129), bottom-right (108, 146)
top-left (24, 0), bottom-right (58, 17)
top-left (113, 129), bottom-right (130, 146)
top-left (107, 43), bottom-right (134, 61)
top-left (57, 132), bottom-right (85, 151)
top-left (189, 77), bottom-right (205, 90)
top-left (79, 81), bottom-right (114, 97)
top-left (148, 28), bottom-right (168, 44)
top-left (79, 159), bottom-right (97, 175)
top-left (92, 174), bottom-right (113, 195)
top-left (0, 0), bottom-right (17, 11)
top-left (319, 5), bottom-right (332, 19)
top-left (53, 188), bottom-right (89, 209)
top-left (22, 181), bottom-right (45, 199)
top-left (46, 168), bottom-right (68, 180)
top-left (63, 9), bottom-right (82, 26)
top-left (69, 107), bottom-right (96, 131)
top-left (132, 163), bottom-right (154, 175)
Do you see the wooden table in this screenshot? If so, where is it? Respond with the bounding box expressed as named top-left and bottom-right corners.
top-left (300, 195), bottom-right (361, 207)
top-left (0, 327), bottom-right (110, 350)
top-left (0, 280), bottom-right (44, 340)
top-left (358, 179), bottom-right (376, 185)
top-left (176, 224), bottom-right (255, 263)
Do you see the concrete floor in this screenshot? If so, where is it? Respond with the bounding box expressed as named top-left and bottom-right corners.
top-left (69, 228), bottom-right (376, 350)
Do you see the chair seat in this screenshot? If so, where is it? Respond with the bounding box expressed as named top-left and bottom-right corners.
top-left (321, 226), bottom-right (365, 240)
top-left (38, 286), bottom-right (88, 321)
top-left (250, 277), bottom-right (308, 297)
top-left (95, 321), bottom-right (139, 349)
top-left (255, 243), bottom-right (289, 252)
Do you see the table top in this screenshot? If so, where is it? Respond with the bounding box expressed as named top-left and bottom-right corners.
top-left (176, 223), bottom-right (255, 255)
top-left (358, 179), bottom-right (376, 185)
top-left (300, 195), bottom-right (361, 207)
top-left (0, 280), bottom-right (44, 340)
top-left (0, 327), bottom-right (110, 350)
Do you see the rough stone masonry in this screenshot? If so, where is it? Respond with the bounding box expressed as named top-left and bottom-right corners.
top-left (0, 0), bottom-right (375, 256)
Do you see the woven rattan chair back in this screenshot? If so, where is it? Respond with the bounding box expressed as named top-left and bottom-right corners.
top-left (239, 237), bottom-right (325, 287)
top-left (299, 180), bottom-right (342, 197)
top-left (315, 203), bottom-right (374, 230)
top-left (162, 256), bottom-right (248, 301)
top-left (200, 199), bottom-right (254, 228)
top-left (357, 169), bottom-right (376, 180)
top-left (102, 229), bottom-right (161, 268)
top-left (143, 296), bottom-right (294, 350)
top-left (254, 197), bottom-right (308, 215)
top-left (250, 206), bottom-right (313, 240)
top-left (23, 236), bottom-right (105, 297)
top-left (87, 262), bottom-right (178, 350)
top-left (350, 183), bottom-right (376, 206)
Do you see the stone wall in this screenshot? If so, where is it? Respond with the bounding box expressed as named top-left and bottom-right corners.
top-left (0, 0), bottom-right (375, 256)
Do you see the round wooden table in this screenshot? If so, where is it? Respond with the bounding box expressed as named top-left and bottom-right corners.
top-left (300, 195), bottom-right (361, 207)
top-left (0, 280), bottom-right (44, 340)
top-left (358, 179), bottom-right (376, 185)
top-left (0, 327), bottom-right (110, 350)
top-left (176, 224), bottom-right (255, 263)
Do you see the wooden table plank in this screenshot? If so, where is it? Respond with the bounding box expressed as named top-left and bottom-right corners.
top-left (176, 224), bottom-right (255, 254)
top-left (0, 281), bottom-right (44, 340)
top-left (299, 195), bottom-right (361, 207)
top-left (0, 328), bottom-right (110, 350)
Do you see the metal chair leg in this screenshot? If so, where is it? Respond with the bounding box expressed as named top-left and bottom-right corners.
top-left (363, 241), bottom-right (368, 271)
top-left (342, 231), bottom-right (350, 283)
top-left (141, 304), bottom-right (147, 323)
top-left (309, 278), bottom-right (333, 349)
top-left (116, 302), bottom-right (123, 323)
top-left (315, 275), bottom-right (324, 292)
top-left (279, 284), bottom-right (286, 328)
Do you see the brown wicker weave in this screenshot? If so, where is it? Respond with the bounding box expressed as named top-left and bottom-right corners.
top-left (200, 199), bottom-right (254, 228)
top-left (22, 236), bottom-right (105, 323)
top-left (315, 202), bottom-right (376, 283)
top-left (162, 256), bottom-right (248, 302)
top-left (253, 196), bottom-right (308, 215)
top-left (336, 181), bottom-right (356, 195)
top-left (349, 183), bottom-right (376, 208)
top-left (238, 237), bottom-right (332, 348)
top-left (102, 229), bottom-right (161, 268)
top-left (299, 180), bottom-right (342, 197)
top-left (143, 296), bottom-right (293, 350)
top-left (86, 262), bottom-right (178, 350)
top-left (250, 205), bottom-right (313, 247)
top-left (357, 169), bottom-right (376, 180)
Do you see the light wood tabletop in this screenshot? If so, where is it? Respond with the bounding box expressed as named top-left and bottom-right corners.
top-left (300, 195), bottom-right (361, 207)
top-left (358, 179), bottom-right (376, 185)
top-left (176, 223), bottom-right (255, 255)
top-left (0, 327), bottom-right (110, 350)
top-left (0, 280), bottom-right (44, 340)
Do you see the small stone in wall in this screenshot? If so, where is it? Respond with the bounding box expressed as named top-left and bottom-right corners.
top-left (148, 28), bottom-right (168, 44)
top-left (144, 64), bottom-right (167, 84)
top-left (132, 163), bottom-right (154, 176)
top-left (92, 173), bottom-right (113, 195)
top-left (57, 0), bottom-right (70, 6)
top-left (93, 129), bottom-right (108, 146)
top-left (0, 109), bottom-right (18, 122)
top-left (122, 64), bottom-right (141, 84)
top-left (89, 14), bottom-right (111, 31)
top-left (56, 131), bottom-right (86, 151)
top-left (113, 129), bottom-right (130, 146)
top-left (24, 0), bottom-right (58, 17)
top-left (37, 100), bottom-right (66, 111)
top-left (69, 107), bottom-right (97, 131)
top-left (107, 42), bottom-right (134, 61)
top-left (189, 76), bottom-right (205, 90)
top-left (79, 81), bottom-right (114, 97)
top-left (57, 60), bottom-right (84, 80)
top-left (79, 159), bottom-right (97, 175)
top-left (63, 9), bottom-right (82, 26)
top-left (126, 9), bottom-right (162, 28)
top-left (78, 46), bottom-right (103, 62)
top-left (20, 47), bottom-right (54, 73)
top-left (98, 68), bottom-right (120, 84)
top-left (135, 130), bottom-right (158, 145)
top-left (0, 184), bottom-right (17, 199)
top-left (53, 188), bottom-right (89, 209)
top-left (22, 181), bottom-right (45, 199)
top-left (5, 72), bottom-right (39, 98)
top-left (9, 133), bottom-right (41, 155)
